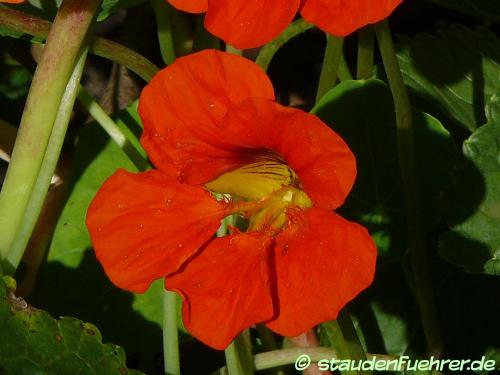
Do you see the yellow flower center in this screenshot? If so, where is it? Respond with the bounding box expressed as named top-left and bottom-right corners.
top-left (205, 159), bottom-right (312, 232)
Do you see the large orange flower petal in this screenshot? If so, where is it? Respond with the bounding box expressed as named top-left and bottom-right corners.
top-left (167, 0), bottom-right (207, 13)
top-left (301, 0), bottom-right (403, 37)
top-left (167, 233), bottom-right (276, 349)
top-left (86, 169), bottom-right (228, 293)
top-left (204, 0), bottom-right (300, 49)
top-left (139, 50), bottom-right (274, 182)
top-left (265, 207), bottom-right (377, 336)
top-left (215, 98), bottom-right (356, 209)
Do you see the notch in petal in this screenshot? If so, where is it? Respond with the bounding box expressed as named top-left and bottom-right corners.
top-left (167, 233), bottom-right (276, 349)
top-left (205, 0), bottom-right (300, 49)
top-left (301, 0), bottom-right (403, 37)
top-left (265, 208), bottom-right (377, 336)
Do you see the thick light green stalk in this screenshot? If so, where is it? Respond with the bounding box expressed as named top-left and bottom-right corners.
top-left (4, 47), bottom-right (89, 272)
top-left (151, 0), bottom-right (176, 65)
top-left (375, 20), bottom-right (443, 357)
top-left (316, 35), bottom-right (344, 102)
top-left (256, 19), bottom-right (314, 71)
top-left (163, 290), bottom-right (180, 375)
top-left (0, 7), bottom-right (159, 81)
top-left (0, 0), bottom-right (102, 272)
top-left (357, 26), bottom-right (375, 79)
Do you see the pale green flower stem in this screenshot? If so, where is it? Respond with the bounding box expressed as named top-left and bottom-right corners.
top-left (375, 19), bottom-right (443, 357)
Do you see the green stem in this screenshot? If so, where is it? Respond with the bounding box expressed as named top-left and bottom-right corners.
top-left (0, 0), bottom-right (102, 272)
top-left (316, 35), bottom-right (344, 102)
top-left (5, 49), bottom-right (88, 275)
top-left (225, 44), bottom-right (242, 55)
top-left (151, 0), bottom-right (176, 65)
top-left (321, 320), bottom-right (363, 375)
top-left (0, 7), bottom-right (159, 81)
top-left (336, 311), bottom-right (371, 375)
top-left (225, 341), bottom-right (244, 375)
top-left (255, 19), bottom-right (314, 71)
top-left (219, 348), bottom-right (398, 372)
top-left (356, 26), bottom-right (375, 80)
top-left (375, 20), bottom-right (443, 358)
top-left (338, 54), bottom-right (354, 82)
top-left (255, 326), bottom-right (285, 375)
top-left (163, 290), bottom-right (180, 375)
top-left (76, 90), bottom-right (149, 170)
top-left (225, 332), bottom-right (255, 375)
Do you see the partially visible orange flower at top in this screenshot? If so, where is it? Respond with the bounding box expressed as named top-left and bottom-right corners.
top-left (166, 0), bottom-right (403, 49)
top-left (0, 0), bottom-right (25, 3)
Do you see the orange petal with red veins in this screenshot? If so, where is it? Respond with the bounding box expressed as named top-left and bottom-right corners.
top-left (167, 0), bottom-right (207, 13)
top-left (139, 49), bottom-right (274, 182)
top-left (86, 169), bottom-right (228, 293)
top-left (301, 0), bottom-right (403, 37)
top-left (205, 0), bottom-right (300, 49)
top-left (265, 208), bottom-right (377, 336)
top-left (215, 98), bottom-right (356, 209)
top-left (167, 233), bottom-right (276, 349)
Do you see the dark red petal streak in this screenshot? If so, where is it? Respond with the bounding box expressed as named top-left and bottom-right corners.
top-left (265, 208), bottom-right (377, 336)
top-left (139, 50), bottom-right (274, 181)
top-left (86, 169), bottom-right (227, 293)
top-left (167, 0), bottom-right (207, 13)
top-left (301, 0), bottom-right (403, 36)
top-left (167, 233), bottom-right (275, 349)
top-left (205, 0), bottom-right (300, 49)
top-left (217, 99), bottom-right (356, 209)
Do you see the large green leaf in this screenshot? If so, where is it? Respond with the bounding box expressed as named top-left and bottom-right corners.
top-left (0, 276), bottom-right (144, 375)
top-left (425, 0), bottom-right (500, 22)
top-left (311, 79), bottom-right (457, 256)
top-left (397, 26), bottom-right (500, 132)
top-left (440, 101), bottom-right (500, 276)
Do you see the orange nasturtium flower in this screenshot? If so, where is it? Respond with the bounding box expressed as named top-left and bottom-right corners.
top-left (86, 50), bottom-right (377, 349)
top-left (166, 0), bottom-right (403, 49)
top-left (0, 0), bottom-right (24, 3)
